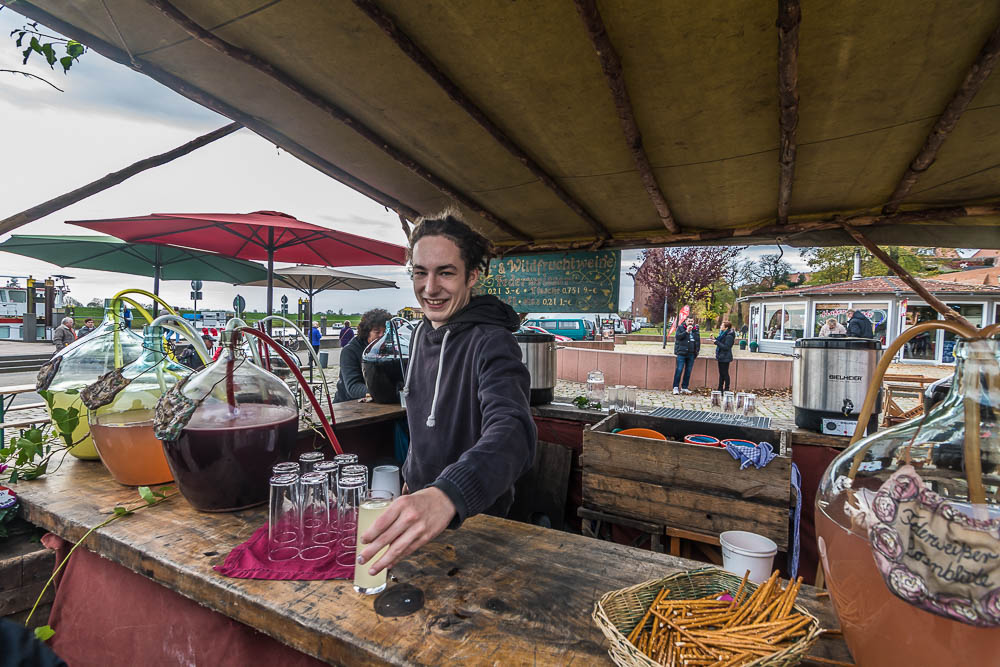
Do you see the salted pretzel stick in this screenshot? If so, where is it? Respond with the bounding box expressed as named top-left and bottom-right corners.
top-left (628, 587), bottom-right (671, 644)
top-left (729, 571), bottom-right (750, 610)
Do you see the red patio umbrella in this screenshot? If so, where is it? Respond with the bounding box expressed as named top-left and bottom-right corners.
top-left (69, 211), bottom-right (407, 318)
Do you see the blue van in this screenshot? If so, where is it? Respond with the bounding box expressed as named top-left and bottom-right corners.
top-left (523, 318), bottom-right (594, 341)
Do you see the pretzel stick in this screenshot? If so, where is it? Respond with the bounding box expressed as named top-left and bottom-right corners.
top-left (628, 587), bottom-right (670, 643)
top-left (729, 571), bottom-right (750, 610)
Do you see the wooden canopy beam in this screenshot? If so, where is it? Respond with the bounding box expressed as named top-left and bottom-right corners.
top-left (146, 0), bottom-right (533, 243)
top-left (9, 1), bottom-right (422, 225)
top-left (776, 0), bottom-right (801, 225)
top-left (573, 0), bottom-right (680, 234)
top-left (351, 0), bottom-right (612, 241)
top-left (0, 122), bottom-right (240, 235)
top-left (501, 204), bottom-right (1000, 253)
top-left (839, 223), bottom-right (974, 328)
top-left (883, 22), bottom-right (1000, 214)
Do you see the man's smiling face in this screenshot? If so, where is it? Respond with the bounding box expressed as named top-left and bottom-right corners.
top-left (411, 235), bottom-right (479, 329)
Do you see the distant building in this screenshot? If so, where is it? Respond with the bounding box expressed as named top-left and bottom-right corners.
top-left (738, 276), bottom-right (1000, 364)
top-left (934, 266), bottom-right (1000, 287)
top-left (398, 306), bottom-right (423, 319)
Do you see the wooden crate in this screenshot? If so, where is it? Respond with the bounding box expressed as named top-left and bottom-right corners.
top-left (581, 412), bottom-right (791, 549)
top-left (0, 531), bottom-right (55, 623)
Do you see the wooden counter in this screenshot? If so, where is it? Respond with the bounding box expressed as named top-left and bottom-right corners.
top-left (15, 459), bottom-right (852, 665)
top-left (316, 399), bottom-right (406, 430)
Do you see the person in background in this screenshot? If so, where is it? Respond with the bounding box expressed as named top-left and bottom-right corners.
top-left (53, 317), bottom-right (76, 352)
top-left (77, 318), bottom-right (96, 338)
top-left (334, 309), bottom-right (390, 402)
top-left (121, 306), bottom-right (132, 330)
top-left (846, 309), bottom-right (874, 338)
top-left (672, 317), bottom-right (700, 394)
top-left (818, 317), bottom-right (847, 337)
top-left (309, 321), bottom-right (322, 354)
top-left (178, 333), bottom-right (215, 371)
top-left (339, 319), bottom-right (355, 347)
top-left (357, 211), bottom-right (535, 579)
top-left (714, 320), bottom-right (736, 392)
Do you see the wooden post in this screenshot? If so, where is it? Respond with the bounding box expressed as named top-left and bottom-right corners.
top-left (883, 22), bottom-right (1000, 214)
top-left (0, 123), bottom-right (241, 235)
top-left (573, 0), bottom-right (680, 234)
top-left (776, 0), bottom-right (801, 225)
top-left (839, 222), bottom-right (974, 328)
top-left (146, 0), bottom-right (532, 243)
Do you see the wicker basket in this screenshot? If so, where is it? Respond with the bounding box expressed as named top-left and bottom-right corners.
top-left (593, 567), bottom-right (823, 667)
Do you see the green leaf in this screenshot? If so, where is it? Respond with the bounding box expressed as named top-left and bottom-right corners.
top-left (59, 55), bottom-right (74, 73)
top-left (9, 469), bottom-right (19, 483)
top-left (21, 46), bottom-right (32, 65)
top-left (112, 506), bottom-right (131, 517)
top-left (66, 41), bottom-right (84, 58)
top-left (41, 43), bottom-right (57, 67)
top-left (26, 428), bottom-right (43, 444)
top-left (138, 486), bottom-right (156, 505)
top-left (64, 388), bottom-right (79, 395)
top-left (34, 625), bottom-right (55, 642)
top-left (38, 390), bottom-right (53, 406)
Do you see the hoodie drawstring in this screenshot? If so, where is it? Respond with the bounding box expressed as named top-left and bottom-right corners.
top-left (401, 321), bottom-right (423, 399)
top-left (424, 329), bottom-right (450, 428)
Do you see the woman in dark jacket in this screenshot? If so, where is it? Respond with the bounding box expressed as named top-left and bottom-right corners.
top-left (714, 321), bottom-right (736, 392)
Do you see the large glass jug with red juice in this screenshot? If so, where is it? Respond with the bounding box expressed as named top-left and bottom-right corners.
top-left (89, 325), bottom-right (186, 486)
top-left (41, 304), bottom-right (144, 460)
top-left (816, 338), bottom-right (1000, 665)
top-left (160, 330), bottom-right (297, 512)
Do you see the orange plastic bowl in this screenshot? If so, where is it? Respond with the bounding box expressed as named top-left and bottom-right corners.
top-left (617, 427), bottom-right (667, 441)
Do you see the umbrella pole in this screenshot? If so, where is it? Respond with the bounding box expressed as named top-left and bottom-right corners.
top-left (308, 289), bottom-right (314, 382)
top-left (266, 229), bottom-right (274, 335)
top-left (153, 245), bottom-right (162, 317)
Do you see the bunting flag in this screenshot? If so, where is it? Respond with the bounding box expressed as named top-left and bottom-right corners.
top-left (668, 305), bottom-right (691, 335)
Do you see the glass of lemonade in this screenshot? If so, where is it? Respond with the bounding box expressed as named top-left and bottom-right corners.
top-left (353, 490), bottom-right (394, 594)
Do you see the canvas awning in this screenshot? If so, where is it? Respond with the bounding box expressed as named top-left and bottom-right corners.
top-left (11, 1), bottom-right (1000, 252)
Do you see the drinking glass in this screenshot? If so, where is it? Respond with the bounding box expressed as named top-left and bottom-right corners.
top-left (743, 393), bottom-right (757, 416)
top-left (272, 461), bottom-right (300, 475)
top-left (735, 392), bottom-right (748, 412)
top-left (340, 464), bottom-right (368, 488)
top-left (625, 386), bottom-right (638, 413)
top-left (710, 390), bottom-right (722, 408)
top-left (313, 460), bottom-right (339, 505)
top-left (586, 369), bottom-right (605, 407)
top-left (332, 453), bottom-right (358, 478)
top-left (300, 471), bottom-right (334, 559)
top-left (372, 465), bottom-right (401, 498)
top-left (336, 474), bottom-right (366, 566)
top-left (354, 490), bottom-right (394, 595)
top-left (615, 385), bottom-right (625, 412)
top-left (722, 391), bottom-right (736, 413)
top-left (267, 473), bottom-right (300, 561)
top-left (605, 385), bottom-right (619, 412)
top-left (299, 451), bottom-right (324, 474)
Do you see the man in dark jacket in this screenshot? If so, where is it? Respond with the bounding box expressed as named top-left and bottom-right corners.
top-left (333, 309), bottom-right (390, 402)
top-left (672, 317), bottom-right (700, 394)
top-left (357, 213), bottom-right (536, 578)
top-left (846, 309), bottom-right (875, 338)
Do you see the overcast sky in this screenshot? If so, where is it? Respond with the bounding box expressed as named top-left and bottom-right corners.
top-left (0, 9), bottom-right (805, 315)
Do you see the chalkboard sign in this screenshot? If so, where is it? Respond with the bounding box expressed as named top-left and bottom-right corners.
top-left (478, 250), bottom-right (619, 313)
top-left (942, 338), bottom-right (957, 364)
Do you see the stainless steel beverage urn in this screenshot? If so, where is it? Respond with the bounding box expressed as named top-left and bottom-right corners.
top-left (514, 331), bottom-right (556, 405)
top-left (792, 337), bottom-right (882, 434)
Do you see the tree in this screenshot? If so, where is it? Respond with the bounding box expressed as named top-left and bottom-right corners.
top-left (800, 246), bottom-right (930, 285)
top-left (3, 17), bottom-right (87, 91)
top-left (63, 296), bottom-right (82, 307)
top-left (719, 259), bottom-right (762, 324)
top-left (631, 246), bottom-right (742, 325)
top-left (86, 298), bottom-right (103, 308)
top-left (757, 253), bottom-right (792, 288)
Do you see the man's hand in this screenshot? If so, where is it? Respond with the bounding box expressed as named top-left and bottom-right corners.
top-left (357, 486), bottom-right (455, 576)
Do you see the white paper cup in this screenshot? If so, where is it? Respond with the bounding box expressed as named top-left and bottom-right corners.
top-left (371, 465), bottom-right (401, 498)
top-left (719, 530), bottom-right (778, 583)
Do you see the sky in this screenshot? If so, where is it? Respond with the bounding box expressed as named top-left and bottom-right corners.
top-left (0, 9), bottom-right (806, 315)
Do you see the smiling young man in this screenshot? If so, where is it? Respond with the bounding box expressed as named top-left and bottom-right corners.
top-left (357, 212), bottom-right (537, 577)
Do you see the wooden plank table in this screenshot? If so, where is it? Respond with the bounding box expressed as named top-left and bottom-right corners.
top-left (14, 458), bottom-right (852, 665)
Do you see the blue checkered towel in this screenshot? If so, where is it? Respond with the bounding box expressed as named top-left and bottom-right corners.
top-left (725, 440), bottom-right (777, 469)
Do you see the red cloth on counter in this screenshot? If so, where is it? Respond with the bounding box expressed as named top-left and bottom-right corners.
top-left (214, 522), bottom-right (353, 580)
top-left (44, 542), bottom-right (327, 666)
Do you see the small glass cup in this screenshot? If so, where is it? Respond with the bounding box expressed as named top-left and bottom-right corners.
top-left (333, 453), bottom-right (358, 478)
top-left (735, 392), bottom-right (748, 412)
top-left (710, 390), bottom-right (722, 408)
top-left (272, 461), bottom-right (300, 475)
top-left (625, 386), bottom-right (638, 413)
top-left (354, 489), bottom-right (394, 595)
top-left (586, 369), bottom-right (605, 407)
top-left (313, 460), bottom-right (339, 503)
top-left (336, 474), bottom-right (366, 566)
top-left (722, 391), bottom-right (736, 413)
top-left (605, 385), bottom-right (619, 412)
top-left (299, 451), bottom-right (324, 474)
top-left (372, 465), bottom-right (401, 498)
top-left (268, 473), bottom-right (300, 561)
top-left (300, 471), bottom-right (335, 559)
top-left (743, 393), bottom-right (757, 416)
top-left (340, 464), bottom-right (368, 487)
top-left (615, 385), bottom-right (625, 411)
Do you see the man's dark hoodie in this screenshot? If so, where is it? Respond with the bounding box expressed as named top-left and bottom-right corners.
top-left (401, 294), bottom-right (537, 527)
top-left (846, 311), bottom-right (874, 339)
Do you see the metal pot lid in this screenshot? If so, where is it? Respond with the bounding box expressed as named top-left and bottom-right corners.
top-left (514, 332), bottom-right (555, 343)
top-left (794, 336), bottom-right (882, 350)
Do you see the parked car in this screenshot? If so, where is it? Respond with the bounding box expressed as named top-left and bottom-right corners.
top-left (523, 318), bottom-right (593, 341)
top-left (521, 324), bottom-right (572, 342)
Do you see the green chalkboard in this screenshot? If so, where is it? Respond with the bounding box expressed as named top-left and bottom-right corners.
top-left (478, 250), bottom-right (620, 313)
